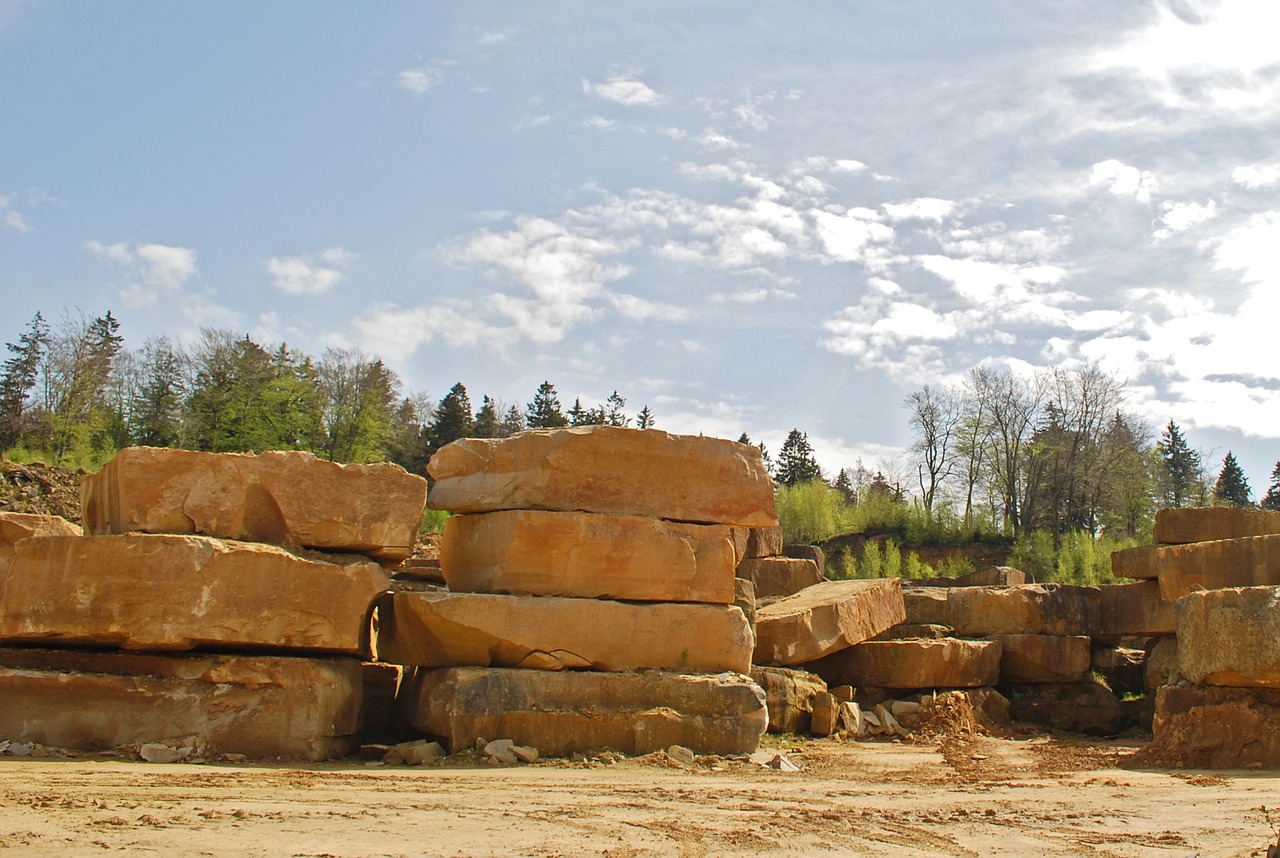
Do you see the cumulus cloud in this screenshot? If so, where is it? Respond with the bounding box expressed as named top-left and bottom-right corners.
top-left (1089, 159), bottom-right (1159, 203)
top-left (397, 67), bottom-right (443, 95)
top-left (85, 239), bottom-right (199, 306)
top-left (1232, 163), bottom-right (1280, 189)
top-left (581, 73), bottom-right (668, 106)
top-left (811, 208), bottom-right (895, 264)
top-left (266, 247), bottom-right (353, 295)
top-left (1153, 199), bottom-right (1218, 240)
top-left (882, 197), bottom-right (956, 222)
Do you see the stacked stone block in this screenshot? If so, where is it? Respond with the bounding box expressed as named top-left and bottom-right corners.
top-left (389, 426), bottom-right (772, 756)
top-left (0, 447), bottom-right (426, 760)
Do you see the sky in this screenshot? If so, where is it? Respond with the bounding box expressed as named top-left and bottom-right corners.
top-left (4, 0), bottom-right (1280, 495)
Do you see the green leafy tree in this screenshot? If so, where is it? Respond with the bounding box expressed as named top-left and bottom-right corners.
top-left (775, 428), bottom-right (823, 487)
top-left (38, 310), bottom-right (126, 462)
top-left (316, 348), bottom-right (399, 462)
top-left (1213, 451), bottom-right (1252, 508)
top-left (426, 383), bottom-right (474, 459)
top-left (0, 312), bottom-right (49, 450)
top-left (1261, 461), bottom-right (1280, 511)
top-left (525, 381), bottom-right (568, 428)
top-left (385, 393), bottom-right (433, 474)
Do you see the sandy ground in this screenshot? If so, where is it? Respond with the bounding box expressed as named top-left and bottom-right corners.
top-left (2, 733), bottom-right (1278, 857)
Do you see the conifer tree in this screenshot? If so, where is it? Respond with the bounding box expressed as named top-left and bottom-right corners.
top-left (472, 395), bottom-right (500, 438)
top-left (525, 381), bottom-right (568, 428)
top-left (0, 312), bottom-right (49, 450)
top-left (605, 390), bottom-right (628, 427)
top-left (426, 382), bottom-right (473, 458)
top-left (1156, 420), bottom-right (1203, 507)
top-left (635, 404), bottom-right (654, 429)
top-left (1261, 461), bottom-right (1280, 512)
top-left (775, 428), bottom-right (823, 486)
top-left (1213, 451), bottom-right (1252, 508)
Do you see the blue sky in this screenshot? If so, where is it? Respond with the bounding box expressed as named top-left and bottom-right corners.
top-left (4, 1), bottom-right (1280, 494)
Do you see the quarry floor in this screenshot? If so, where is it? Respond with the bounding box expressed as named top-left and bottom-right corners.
top-left (2, 734), bottom-right (1278, 857)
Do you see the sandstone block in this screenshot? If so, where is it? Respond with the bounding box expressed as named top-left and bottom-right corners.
top-left (992, 634), bottom-right (1091, 683)
top-left (810, 692), bottom-right (838, 736)
top-left (397, 667), bottom-right (767, 757)
top-left (361, 662), bottom-right (403, 745)
top-left (806, 638), bottom-right (1002, 689)
top-left (1099, 581), bottom-right (1176, 638)
top-left (0, 512), bottom-right (81, 585)
top-left (753, 579), bottom-right (905, 666)
top-left (870, 623), bottom-right (954, 641)
top-left (440, 510), bottom-right (735, 603)
top-left (734, 577), bottom-right (757, 628)
top-left (955, 566), bottom-right (1027, 587)
top-left (1154, 506), bottom-right (1280, 545)
top-left (783, 544), bottom-right (826, 577)
top-left (81, 447), bottom-right (427, 563)
top-left (0, 647), bottom-right (362, 760)
top-left (377, 590), bottom-right (753, 674)
top-left (0, 534), bottom-right (389, 655)
top-left (1150, 684), bottom-right (1280, 769)
top-left (1178, 586), bottom-right (1280, 687)
top-left (1111, 545), bottom-right (1157, 580)
top-left (728, 527), bottom-right (750, 564)
top-left (902, 587), bottom-right (951, 625)
top-left (1157, 536), bottom-right (1280, 601)
top-left (425, 426), bottom-right (777, 527)
top-left (735, 557), bottom-right (822, 599)
top-left (746, 526), bottom-right (783, 558)
top-left (749, 665), bottom-right (827, 734)
top-left (1004, 677), bottom-right (1123, 736)
top-left (947, 584), bottom-right (1100, 637)
top-left (1146, 635), bottom-right (1179, 691)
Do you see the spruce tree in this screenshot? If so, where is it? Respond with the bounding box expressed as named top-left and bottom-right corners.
top-left (1213, 451), bottom-right (1252, 508)
top-left (426, 382), bottom-right (473, 458)
top-left (0, 312), bottom-right (49, 450)
top-left (605, 391), bottom-right (628, 427)
top-left (472, 395), bottom-right (500, 438)
top-left (525, 381), bottom-right (568, 428)
top-left (1156, 420), bottom-right (1203, 507)
top-left (775, 428), bottom-right (823, 486)
top-left (1261, 461), bottom-right (1280, 512)
top-left (635, 405), bottom-right (655, 429)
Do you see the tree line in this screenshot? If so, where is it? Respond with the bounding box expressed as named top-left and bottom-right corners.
top-left (0, 310), bottom-right (654, 473)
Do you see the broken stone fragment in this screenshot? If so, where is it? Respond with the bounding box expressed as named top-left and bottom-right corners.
top-left (749, 665), bottom-right (827, 734)
top-left (81, 447), bottom-right (427, 563)
top-left (139, 743), bottom-right (184, 764)
top-left (0, 512), bottom-right (81, 587)
top-left (0, 534), bottom-right (389, 656)
top-left (398, 666), bottom-right (768, 757)
top-left (666, 744), bottom-right (695, 766)
top-left (440, 509), bottom-right (736, 604)
top-left (810, 692), bottom-right (838, 736)
top-left (0, 647), bottom-right (363, 761)
top-left (753, 579), bottom-right (905, 666)
top-left (1110, 545), bottom-right (1158, 580)
top-left (425, 426), bottom-right (777, 527)
top-left (377, 590), bottom-right (754, 674)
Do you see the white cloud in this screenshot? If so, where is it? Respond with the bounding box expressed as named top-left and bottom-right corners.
top-left (266, 247), bottom-right (352, 295)
top-left (1232, 163), bottom-right (1280, 189)
top-left (882, 197), bottom-right (956, 222)
top-left (581, 73), bottom-right (668, 107)
top-left (86, 239), bottom-right (199, 306)
top-left (695, 129), bottom-right (740, 151)
top-left (608, 292), bottom-right (689, 321)
top-left (1089, 159), bottom-right (1159, 203)
top-left (352, 302), bottom-right (501, 361)
top-left (1153, 199), bottom-right (1218, 239)
top-left (136, 243), bottom-right (198, 289)
top-left (397, 67), bottom-right (443, 95)
top-left (584, 115), bottom-right (618, 130)
top-left (810, 208), bottom-right (894, 264)
top-left (0, 194), bottom-right (29, 233)
top-left (1214, 210), bottom-right (1280, 286)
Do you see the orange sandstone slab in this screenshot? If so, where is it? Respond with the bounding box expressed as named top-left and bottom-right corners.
top-left (81, 446), bottom-right (427, 563)
top-left (735, 556), bottom-right (823, 599)
top-left (1156, 535), bottom-right (1280, 601)
top-left (1154, 506), bottom-right (1280, 545)
top-left (0, 512), bottom-right (81, 587)
top-left (806, 638), bottom-right (1002, 689)
top-left (441, 510), bottom-right (735, 603)
top-left (991, 634), bottom-right (1092, 683)
top-left (1110, 545), bottom-right (1158, 580)
top-left (1177, 586), bottom-right (1280, 687)
top-left (1099, 580), bottom-right (1176, 638)
top-left (753, 579), bottom-right (904, 666)
top-left (0, 647), bottom-right (362, 761)
top-left (426, 426), bottom-right (777, 526)
top-left (0, 534), bottom-right (389, 655)
top-left (377, 590), bottom-right (753, 674)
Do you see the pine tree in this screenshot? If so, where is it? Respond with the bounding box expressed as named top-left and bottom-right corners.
top-left (775, 428), bottom-right (823, 486)
top-left (635, 405), bottom-right (654, 429)
top-left (1262, 461), bottom-right (1280, 512)
top-left (525, 381), bottom-right (568, 428)
top-left (0, 312), bottom-right (49, 450)
top-left (605, 390), bottom-right (628, 427)
top-left (472, 395), bottom-right (500, 438)
top-left (498, 404), bottom-right (525, 437)
top-left (1156, 420), bottom-right (1203, 507)
top-left (426, 382), bottom-right (473, 458)
top-left (832, 467), bottom-right (856, 503)
top-left (1213, 451), bottom-right (1252, 508)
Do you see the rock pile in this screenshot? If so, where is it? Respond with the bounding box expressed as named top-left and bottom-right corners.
top-left (1131, 507), bottom-right (1280, 768)
top-left (384, 426), bottom-right (773, 757)
top-left (0, 447), bottom-right (426, 761)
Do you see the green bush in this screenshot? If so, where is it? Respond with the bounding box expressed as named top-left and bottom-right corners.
top-left (776, 479), bottom-right (849, 544)
top-left (419, 507), bottom-right (450, 534)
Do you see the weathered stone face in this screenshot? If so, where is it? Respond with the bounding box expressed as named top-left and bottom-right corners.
top-left (805, 639), bottom-right (1002, 689)
top-left (749, 665), bottom-right (828, 733)
top-left (1150, 685), bottom-right (1280, 769)
top-left (752, 579), bottom-right (905, 666)
top-left (0, 647), bottom-right (363, 760)
top-left (377, 590), bottom-right (754, 674)
top-left (746, 526), bottom-right (784, 558)
top-left (80, 447), bottom-right (427, 563)
top-left (1177, 586), bottom-right (1280, 687)
top-left (1110, 545), bottom-right (1158, 580)
top-left (1145, 635), bottom-right (1179, 691)
top-left (1154, 506), bottom-right (1280, 545)
top-left (946, 584), bottom-right (1100, 637)
top-left (735, 557), bottom-right (823, 599)
top-left (1156, 536), bottom-right (1280, 601)
top-left (425, 426), bottom-right (777, 527)
top-left (1099, 580), bottom-right (1176, 638)
top-left (440, 510), bottom-right (736, 604)
top-left (0, 512), bottom-right (81, 587)
top-left (0, 534), bottom-right (389, 655)
top-left (902, 587), bottom-right (951, 626)
top-left (397, 667), bottom-right (768, 756)
top-left (991, 634), bottom-right (1091, 684)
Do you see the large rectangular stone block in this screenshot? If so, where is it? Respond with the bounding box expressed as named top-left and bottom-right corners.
top-left (377, 590), bottom-right (753, 674)
top-left (1177, 586), bottom-right (1280, 687)
top-left (0, 647), bottom-right (362, 760)
top-left (946, 584), bottom-right (1100, 637)
top-left (735, 556), bottom-right (822, 599)
top-left (441, 510), bottom-right (735, 603)
top-left (1099, 581), bottom-right (1176, 638)
top-left (753, 579), bottom-right (904, 666)
top-left (1156, 535), bottom-right (1280, 600)
top-left (0, 534), bottom-right (389, 655)
top-left (1154, 506), bottom-right (1280, 545)
top-left (81, 447), bottom-right (427, 563)
top-left (902, 587), bottom-right (951, 625)
top-left (805, 639), bottom-right (1002, 689)
top-left (992, 634), bottom-right (1091, 683)
top-left (1110, 545), bottom-right (1157, 580)
top-left (0, 512), bottom-right (81, 585)
top-left (397, 666), bottom-right (767, 756)
top-left (425, 426), bottom-right (777, 527)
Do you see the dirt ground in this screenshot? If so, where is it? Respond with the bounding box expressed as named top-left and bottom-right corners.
top-left (2, 733), bottom-right (1279, 857)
